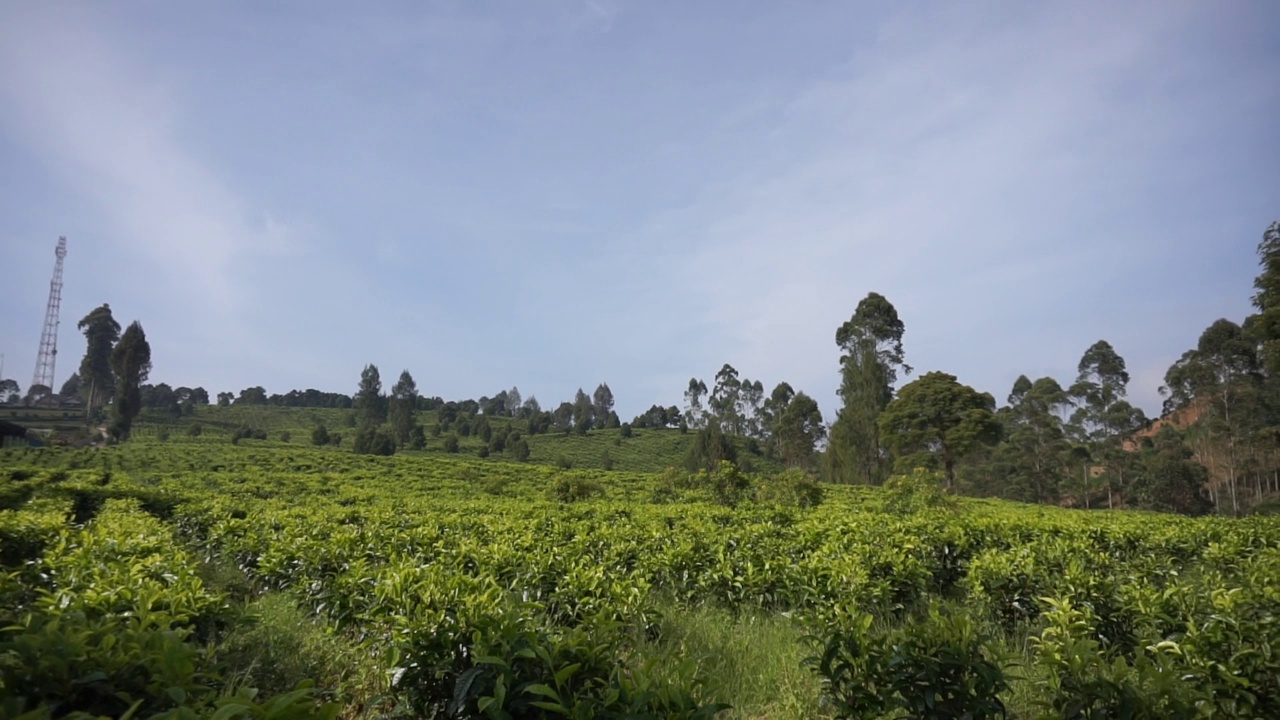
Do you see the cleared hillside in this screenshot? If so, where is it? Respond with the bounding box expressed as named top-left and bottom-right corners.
top-left (124, 404), bottom-right (783, 474)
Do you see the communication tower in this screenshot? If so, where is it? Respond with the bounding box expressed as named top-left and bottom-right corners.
top-left (31, 237), bottom-right (68, 396)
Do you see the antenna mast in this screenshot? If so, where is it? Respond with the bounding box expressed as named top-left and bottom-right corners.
top-left (31, 237), bottom-right (68, 397)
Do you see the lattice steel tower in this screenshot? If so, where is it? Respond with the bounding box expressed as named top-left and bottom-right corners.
top-left (31, 236), bottom-right (68, 394)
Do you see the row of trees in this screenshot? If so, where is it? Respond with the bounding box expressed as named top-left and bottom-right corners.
top-left (805, 289), bottom-right (1181, 509)
top-left (217, 387), bottom-right (353, 408)
top-left (48, 221), bottom-right (1276, 515)
top-left (1, 303), bottom-right (152, 441)
top-left (1151, 221), bottom-right (1280, 515)
top-left (790, 221), bottom-right (1280, 515)
top-left (676, 365), bottom-right (827, 469)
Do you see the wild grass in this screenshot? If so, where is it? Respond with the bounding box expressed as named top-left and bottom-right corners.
top-left (215, 593), bottom-right (389, 717)
top-left (643, 603), bottom-right (829, 719)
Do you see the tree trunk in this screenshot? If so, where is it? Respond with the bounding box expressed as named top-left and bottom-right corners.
top-left (1082, 463), bottom-right (1090, 510)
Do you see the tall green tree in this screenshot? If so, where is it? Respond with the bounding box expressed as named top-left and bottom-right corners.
top-left (1241, 221), bottom-right (1280, 505)
top-left (389, 370), bottom-right (419, 446)
top-left (0, 379), bottom-right (19, 404)
top-left (1246, 221), bottom-right (1280, 374)
top-left (553, 401), bottom-right (574, 433)
top-left (994, 375), bottom-right (1071, 502)
top-left (1068, 341), bottom-right (1147, 508)
top-left (684, 423), bottom-right (737, 472)
top-left (709, 364), bottom-right (743, 434)
top-left (77, 304), bottom-right (121, 414)
top-left (776, 392), bottom-right (826, 469)
top-left (355, 364), bottom-right (386, 425)
top-left (59, 372), bottom-right (81, 398)
top-left (1128, 428), bottom-right (1213, 516)
top-left (572, 388), bottom-right (594, 431)
top-left (592, 383), bottom-right (615, 424)
top-left (738, 379), bottom-right (765, 438)
top-left (762, 381), bottom-right (795, 439)
top-left (522, 395), bottom-right (541, 418)
top-left (1162, 319), bottom-right (1261, 515)
top-left (878, 371), bottom-right (999, 489)
top-left (109, 321), bottom-right (151, 440)
top-left (827, 292), bottom-right (910, 484)
top-left (683, 378), bottom-right (708, 429)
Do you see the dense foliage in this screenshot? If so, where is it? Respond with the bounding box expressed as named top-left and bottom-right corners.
top-left (2, 437), bottom-right (1279, 718)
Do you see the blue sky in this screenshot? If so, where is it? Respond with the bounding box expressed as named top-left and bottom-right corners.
top-left (2, 1), bottom-right (1277, 421)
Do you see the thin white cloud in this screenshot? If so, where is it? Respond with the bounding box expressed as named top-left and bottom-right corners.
top-left (0, 3), bottom-right (294, 331)
top-left (644, 1), bottom-right (1246, 416)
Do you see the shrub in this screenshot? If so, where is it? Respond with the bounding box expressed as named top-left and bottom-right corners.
top-left (186, 424), bottom-right (203, 438)
top-left (647, 467), bottom-right (685, 504)
top-left (684, 425), bottom-right (736, 473)
top-left (231, 424), bottom-right (267, 444)
top-left (311, 424), bottom-right (330, 446)
top-left (409, 424), bottom-right (426, 450)
top-left (488, 430), bottom-right (506, 454)
top-left (756, 468), bottom-right (823, 508)
top-left (352, 426), bottom-right (395, 456)
top-left (671, 461), bottom-right (752, 507)
top-left (882, 468), bottom-right (956, 515)
top-left (550, 476), bottom-right (604, 503)
top-left (808, 607), bottom-right (1008, 719)
top-left (279, 430), bottom-right (291, 443)
top-left (443, 433), bottom-right (459, 453)
top-left (1030, 597), bottom-right (1212, 718)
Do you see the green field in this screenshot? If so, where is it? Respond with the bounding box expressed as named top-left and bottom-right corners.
top-left (3, 429), bottom-right (1279, 719)
top-left (110, 405), bottom-right (781, 475)
top-left (0, 405), bottom-right (86, 431)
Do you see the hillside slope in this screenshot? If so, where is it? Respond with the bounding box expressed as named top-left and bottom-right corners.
top-left (127, 404), bottom-right (783, 474)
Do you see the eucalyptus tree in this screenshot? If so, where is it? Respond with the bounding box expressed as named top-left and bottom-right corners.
top-left (709, 364), bottom-right (743, 434)
top-left (997, 375), bottom-right (1072, 502)
top-left (109, 321), bottom-right (151, 440)
top-left (1068, 341), bottom-right (1146, 508)
top-left (827, 292), bottom-right (910, 484)
top-left (355, 364), bottom-right (386, 425)
top-left (683, 378), bottom-right (709, 429)
top-left (1162, 319), bottom-right (1261, 514)
top-left (389, 370), bottom-right (420, 445)
top-left (592, 383), bottom-right (614, 425)
top-left (77, 303), bottom-right (121, 414)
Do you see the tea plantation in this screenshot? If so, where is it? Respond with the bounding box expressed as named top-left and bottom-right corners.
top-left (2, 436), bottom-right (1278, 718)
